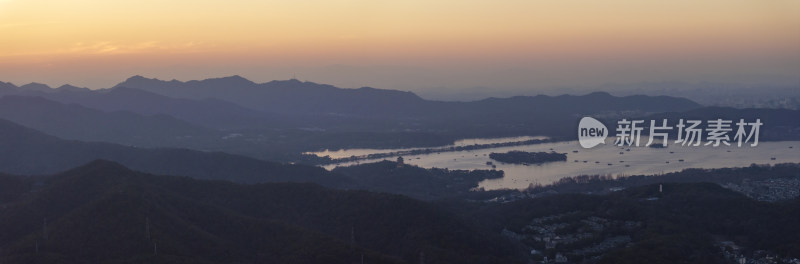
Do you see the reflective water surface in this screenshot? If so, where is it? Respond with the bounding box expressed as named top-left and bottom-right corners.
top-left (320, 137), bottom-right (800, 190)
top-left (307, 136), bottom-right (547, 159)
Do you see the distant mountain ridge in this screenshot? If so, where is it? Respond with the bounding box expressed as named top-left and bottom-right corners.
top-left (0, 118), bottom-right (350, 187)
top-left (2, 76), bottom-right (703, 123)
top-left (6, 76), bottom-right (799, 150)
top-left (0, 76), bottom-right (723, 161)
top-left (115, 75), bottom-right (428, 117)
top-left (0, 82), bottom-right (276, 130)
top-left (639, 106), bottom-right (800, 141)
top-left (0, 76), bottom-right (706, 143)
top-left (108, 75), bottom-right (705, 139)
top-left (0, 95), bottom-right (218, 147)
top-left (114, 75), bottom-right (701, 117)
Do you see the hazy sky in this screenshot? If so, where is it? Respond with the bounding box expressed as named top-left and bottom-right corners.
top-left (1, 0), bottom-right (798, 97)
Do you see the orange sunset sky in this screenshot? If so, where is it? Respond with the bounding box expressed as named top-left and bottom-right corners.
top-left (1, 0), bottom-right (798, 96)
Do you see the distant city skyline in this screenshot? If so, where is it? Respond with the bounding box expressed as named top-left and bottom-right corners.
top-left (1, 0), bottom-right (798, 96)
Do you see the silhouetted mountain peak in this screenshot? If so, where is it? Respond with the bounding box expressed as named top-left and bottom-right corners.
top-left (124, 75), bottom-right (148, 82)
top-left (20, 82), bottom-right (52, 92)
top-left (56, 84), bottom-right (90, 92)
top-left (62, 159), bottom-right (135, 177)
top-left (194, 75), bottom-right (256, 87)
top-left (0, 81), bottom-right (19, 92)
top-left (221, 75), bottom-right (248, 81)
top-left (263, 78), bottom-right (319, 87)
top-left (117, 75), bottom-right (164, 88)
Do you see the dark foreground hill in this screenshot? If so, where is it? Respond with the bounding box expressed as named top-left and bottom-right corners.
top-left (0, 160), bottom-right (520, 263)
top-left (450, 182), bottom-right (800, 263)
top-left (2, 160), bottom-right (798, 263)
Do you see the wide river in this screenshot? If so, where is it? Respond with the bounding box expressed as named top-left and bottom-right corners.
top-left (310, 137), bottom-right (800, 190)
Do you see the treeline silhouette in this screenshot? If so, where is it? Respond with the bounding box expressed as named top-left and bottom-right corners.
top-left (0, 160), bottom-right (521, 263)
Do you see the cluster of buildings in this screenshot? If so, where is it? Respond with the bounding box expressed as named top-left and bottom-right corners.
top-left (719, 241), bottom-right (800, 264)
top-left (501, 212), bottom-right (640, 263)
top-left (722, 178), bottom-right (800, 202)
